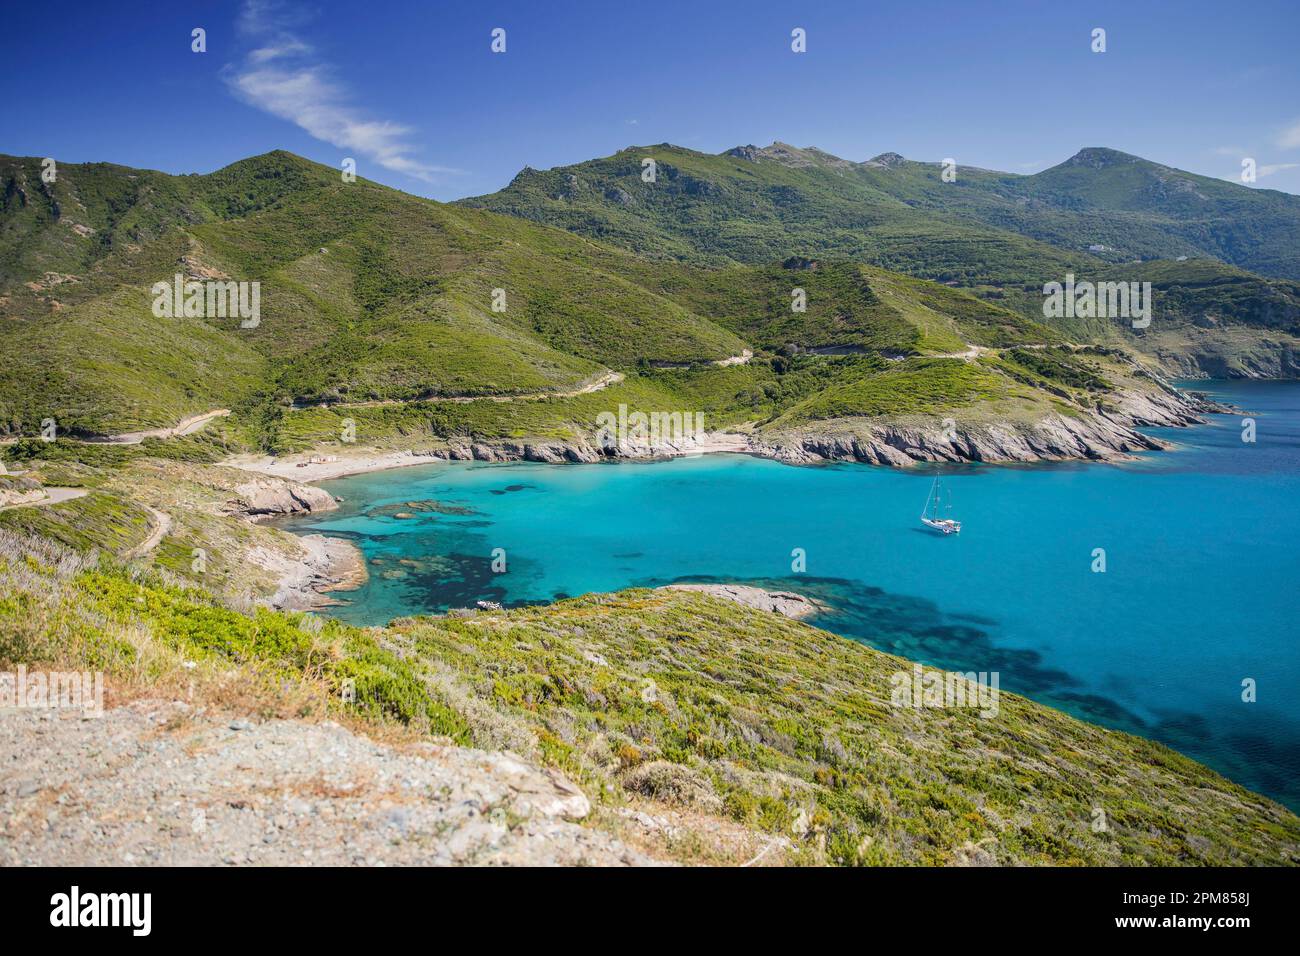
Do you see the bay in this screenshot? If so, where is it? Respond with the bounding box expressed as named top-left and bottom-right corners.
top-left (284, 381), bottom-right (1300, 809)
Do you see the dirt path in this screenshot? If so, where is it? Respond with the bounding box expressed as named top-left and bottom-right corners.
top-left (0, 487), bottom-right (88, 512)
top-left (291, 371), bottom-right (625, 411)
top-left (84, 409), bottom-right (231, 445)
top-left (928, 345), bottom-right (990, 361)
top-left (927, 343), bottom-right (1069, 361)
top-left (122, 506), bottom-right (171, 559)
top-left (0, 699), bottom-right (651, 866)
top-left (0, 409), bottom-right (231, 447)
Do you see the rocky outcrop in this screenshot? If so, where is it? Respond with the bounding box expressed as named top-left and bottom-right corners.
top-left (440, 439), bottom-right (604, 464)
top-left (663, 584), bottom-right (821, 619)
top-left (225, 477), bottom-right (338, 519)
top-left (262, 534), bottom-right (368, 611)
top-left (863, 151), bottom-right (908, 168)
top-left (0, 487), bottom-right (47, 508)
top-left (557, 172), bottom-right (582, 200)
top-left (754, 387), bottom-right (1217, 467)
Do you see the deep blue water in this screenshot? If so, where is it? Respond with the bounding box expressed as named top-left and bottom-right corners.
top-left (283, 381), bottom-right (1300, 810)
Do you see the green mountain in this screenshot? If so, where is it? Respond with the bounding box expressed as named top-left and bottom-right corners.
top-left (462, 142), bottom-right (1096, 285)
top-left (464, 143), bottom-right (1300, 377)
top-left (466, 142), bottom-right (1300, 279)
top-left (0, 151), bottom-right (740, 436)
top-left (2, 149), bottom-right (1180, 463)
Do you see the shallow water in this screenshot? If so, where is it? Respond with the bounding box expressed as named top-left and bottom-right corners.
top-left (284, 381), bottom-right (1300, 810)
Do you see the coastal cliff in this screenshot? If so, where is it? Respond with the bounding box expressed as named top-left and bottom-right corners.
top-left (242, 380), bottom-right (1226, 479)
top-left (754, 386), bottom-right (1219, 466)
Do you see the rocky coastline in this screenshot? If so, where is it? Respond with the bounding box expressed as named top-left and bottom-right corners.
top-left (754, 385), bottom-right (1222, 466)
top-left (230, 379), bottom-right (1228, 479)
top-left (263, 533), bottom-right (369, 612)
top-left (209, 472), bottom-right (365, 611)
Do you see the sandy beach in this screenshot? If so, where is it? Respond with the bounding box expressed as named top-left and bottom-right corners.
top-left (224, 432), bottom-right (756, 484)
top-left (226, 449), bottom-right (448, 483)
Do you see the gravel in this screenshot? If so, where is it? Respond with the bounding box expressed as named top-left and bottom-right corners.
top-left (0, 700), bottom-right (655, 866)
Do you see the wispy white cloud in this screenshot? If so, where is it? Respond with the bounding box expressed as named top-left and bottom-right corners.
top-left (225, 0), bottom-right (455, 183)
top-left (247, 39), bottom-right (311, 64)
top-left (1259, 163), bottom-right (1300, 178)
top-left (1277, 120), bottom-right (1300, 150)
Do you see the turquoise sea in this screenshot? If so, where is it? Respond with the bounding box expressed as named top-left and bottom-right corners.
top-left (282, 381), bottom-right (1300, 810)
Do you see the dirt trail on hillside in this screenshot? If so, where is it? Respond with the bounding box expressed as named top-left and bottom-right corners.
top-left (0, 700), bottom-right (652, 867)
top-left (86, 409), bottom-right (231, 445)
top-left (122, 506), bottom-right (171, 559)
top-left (291, 371), bottom-right (626, 411)
top-left (1, 410), bottom-right (231, 447)
top-left (927, 345), bottom-right (989, 360)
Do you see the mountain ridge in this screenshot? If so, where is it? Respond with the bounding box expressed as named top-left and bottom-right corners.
top-left (462, 140), bottom-right (1300, 376)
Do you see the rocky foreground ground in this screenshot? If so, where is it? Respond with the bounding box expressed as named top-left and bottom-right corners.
top-left (0, 700), bottom-right (653, 866)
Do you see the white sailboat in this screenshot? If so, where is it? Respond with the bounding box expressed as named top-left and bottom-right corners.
top-left (920, 476), bottom-right (961, 535)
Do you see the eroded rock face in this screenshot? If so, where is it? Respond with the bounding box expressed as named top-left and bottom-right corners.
top-left (0, 475), bottom-right (45, 508)
top-left (754, 388), bottom-right (1217, 467)
top-left (263, 534), bottom-right (368, 611)
top-left (336, 381), bottom-right (1222, 472)
top-left (226, 477), bottom-right (337, 518)
top-left (755, 416), bottom-right (1156, 466)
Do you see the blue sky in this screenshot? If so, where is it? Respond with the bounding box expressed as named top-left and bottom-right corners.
top-left (3, 0), bottom-right (1299, 199)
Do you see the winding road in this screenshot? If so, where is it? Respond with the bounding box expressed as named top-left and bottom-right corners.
top-left (0, 409), bottom-right (231, 447)
top-left (0, 487), bottom-right (88, 512)
top-left (290, 371), bottom-right (627, 411)
top-left (82, 409), bottom-right (231, 445)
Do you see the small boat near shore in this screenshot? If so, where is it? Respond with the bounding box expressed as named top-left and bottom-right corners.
top-left (920, 476), bottom-right (961, 535)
